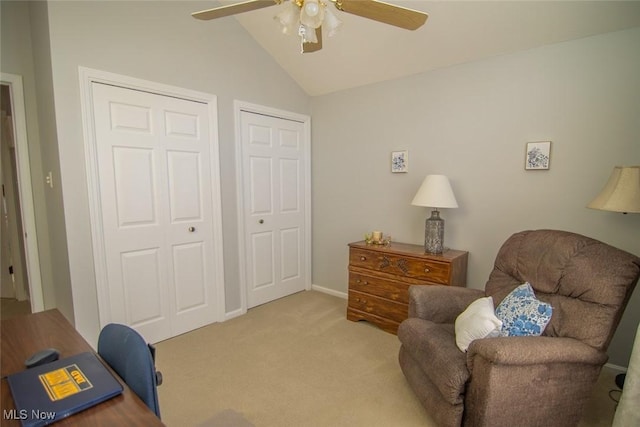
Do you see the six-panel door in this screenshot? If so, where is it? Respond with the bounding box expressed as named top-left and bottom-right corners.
top-left (92, 82), bottom-right (220, 343)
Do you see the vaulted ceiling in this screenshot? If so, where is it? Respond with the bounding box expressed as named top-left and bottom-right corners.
top-left (196, 1), bottom-right (640, 96)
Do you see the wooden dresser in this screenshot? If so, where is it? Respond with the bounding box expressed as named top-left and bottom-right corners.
top-left (347, 241), bottom-right (468, 334)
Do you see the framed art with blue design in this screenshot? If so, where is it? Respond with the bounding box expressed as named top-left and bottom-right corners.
top-left (391, 150), bottom-right (408, 173)
top-left (525, 141), bottom-right (551, 170)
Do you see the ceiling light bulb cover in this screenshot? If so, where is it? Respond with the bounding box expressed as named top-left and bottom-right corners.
top-left (304, 1), bottom-right (319, 16)
top-left (323, 6), bottom-right (342, 37)
top-left (274, 1), bottom-right (300, 35)
top-left (299, 24), bottom-right (318, 43)
top-left (587, 166), bottom-right (640, 213)
top-left (300, 0), bottom-right (324, 28)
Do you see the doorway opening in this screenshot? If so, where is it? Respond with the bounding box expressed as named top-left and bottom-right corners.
top-left (0, 73), bottom-right (45, 318)
top-left (1, 83), bottom-right (30, 319)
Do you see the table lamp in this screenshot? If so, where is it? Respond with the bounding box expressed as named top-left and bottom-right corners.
top-left (587, 166), bottom-right (640, 214)
top-left (411, 175), bottom-right (458, 254)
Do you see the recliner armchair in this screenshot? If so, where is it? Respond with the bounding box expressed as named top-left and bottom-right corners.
top-left (398, 229), bottom-right (640, 427)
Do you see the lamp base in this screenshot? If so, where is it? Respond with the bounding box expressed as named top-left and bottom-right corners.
top-left (425, 210), bottom-right (445, 254)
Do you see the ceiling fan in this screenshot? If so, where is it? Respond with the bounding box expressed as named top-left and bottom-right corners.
top-left (192, 0), bottom-right (428, 53)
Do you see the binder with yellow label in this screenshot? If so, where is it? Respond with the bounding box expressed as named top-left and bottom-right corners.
top-left (7, 352), bottom-right (123, 426)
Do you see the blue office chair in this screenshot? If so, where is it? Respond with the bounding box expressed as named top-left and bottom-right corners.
top-left (97, 324), bottom-right (162, 418)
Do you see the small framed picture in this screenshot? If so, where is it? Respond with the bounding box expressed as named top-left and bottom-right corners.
top-left (391, 150), bottom-right (408, 173)
top-left (525, 141), bottom-right (551, 170)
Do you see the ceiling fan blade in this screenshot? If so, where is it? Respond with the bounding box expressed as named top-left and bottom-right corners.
top-left (192, 0), bottom-right (278, 20)
top-left (302, 27), bottom-right (323, 53)
top-left (335, 0), bottom-right (428, 30)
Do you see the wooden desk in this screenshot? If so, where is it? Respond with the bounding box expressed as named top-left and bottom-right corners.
top-left (1, 309), bottom-right (164, 426)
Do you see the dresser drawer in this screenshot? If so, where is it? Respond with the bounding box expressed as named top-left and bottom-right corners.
top-left (348, 290), bottom-right (408, 324)
top-left (347, 241), bottom-right (468, 335)
top-left (349, 247), bottom-right (451, 285)
top-left (346, 308), bottom-right (400, 334)
top-left (349, 271), bottom-right (410, 304)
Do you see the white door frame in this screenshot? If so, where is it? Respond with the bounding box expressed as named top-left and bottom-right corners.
top-left (0, 73), bottom-right (44, 312)
top-left (79, 67), bottom-right (226, 327)
top-left (234, 100), bottom-right (312, 317)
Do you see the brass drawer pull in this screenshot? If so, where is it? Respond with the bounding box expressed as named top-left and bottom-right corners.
top-left (379, 256), bottom-right (391, 269)
top-left (424, 267), bottom-right (431, 273)
top-left (396, 259), bottom-right (409, 275)
top-left (355, 298), bottom-right (367, 304)
top-left (360, 256), bottom-right (367, 261)
top-left (356, 279), bottom-right (369, 285)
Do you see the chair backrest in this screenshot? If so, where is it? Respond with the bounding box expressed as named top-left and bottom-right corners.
top-left (98, 323), bottom-right (161, 418)
top-left (485, 229), bottom-right (640, 351)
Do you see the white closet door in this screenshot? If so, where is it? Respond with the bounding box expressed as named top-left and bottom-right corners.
top-left (240, 111), bottom-right (307, 308)
top-left (92, 82), bottom-right (219, 342)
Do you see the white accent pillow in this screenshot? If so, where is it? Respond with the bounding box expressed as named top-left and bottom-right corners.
top-left (454, 296), bottom-right (503, 352)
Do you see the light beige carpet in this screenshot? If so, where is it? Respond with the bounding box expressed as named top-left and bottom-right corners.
top-left (156, 290), bottom-right (620, 427)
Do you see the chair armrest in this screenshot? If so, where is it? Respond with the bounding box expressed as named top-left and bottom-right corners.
top-left (408, 285), bottom-right (485, 323)
top-left (467, 336), bottom-right (607, 371)
top-left (465, 336), bottom-right (608, 426)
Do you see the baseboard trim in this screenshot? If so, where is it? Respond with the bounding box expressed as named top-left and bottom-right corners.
top-left (224, 307), bottom-right (245, 321)
top-left (605, 362), bottom-right (627, 372)
top-left (223, 286), bottom-right (347, 320)
top-left (311, 284), bottom-right (347, 299)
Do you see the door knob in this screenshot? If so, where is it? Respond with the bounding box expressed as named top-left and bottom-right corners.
top-left (188, 226), bottom-right (196, 232)
top-left (259, 219), bottom-right (264, 224)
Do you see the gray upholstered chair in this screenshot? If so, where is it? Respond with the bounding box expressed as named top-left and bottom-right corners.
top-left (398, 229), bottom-right (640, 427)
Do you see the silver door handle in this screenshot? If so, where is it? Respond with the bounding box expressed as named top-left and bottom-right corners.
top-left (188, 226), bottom-right (196, 232)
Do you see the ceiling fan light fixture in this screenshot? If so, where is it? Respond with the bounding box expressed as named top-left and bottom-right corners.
top-left (191, 0), bottom-right (429, 53)
top-left (274, 1), bottom-right (299, 35)
top-left (303, 0), bottom-right (319, 16)
top-left (299, 23), bottom-right (318, 43)
top-left (300, 0), bottom-right (324, 28)
top-left (323, 6), bottom-right (342, 37)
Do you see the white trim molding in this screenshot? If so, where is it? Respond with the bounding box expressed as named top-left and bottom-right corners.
top-left (311, 284), bottom-right (347, 299)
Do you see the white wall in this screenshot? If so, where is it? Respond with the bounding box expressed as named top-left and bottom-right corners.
top-left (311, 28), bottom-right (640, 366)
top-left (43, 0), bottom-right (311, 344)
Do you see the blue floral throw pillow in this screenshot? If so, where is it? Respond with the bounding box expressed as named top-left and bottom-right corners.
top-left (495, 282), bottom-right (552, 337)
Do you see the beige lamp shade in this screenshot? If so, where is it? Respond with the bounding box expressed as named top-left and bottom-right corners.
top-left (411, 175), bottom-right (458, 208)
top-left (588, 166), bottom-right (640, 213)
